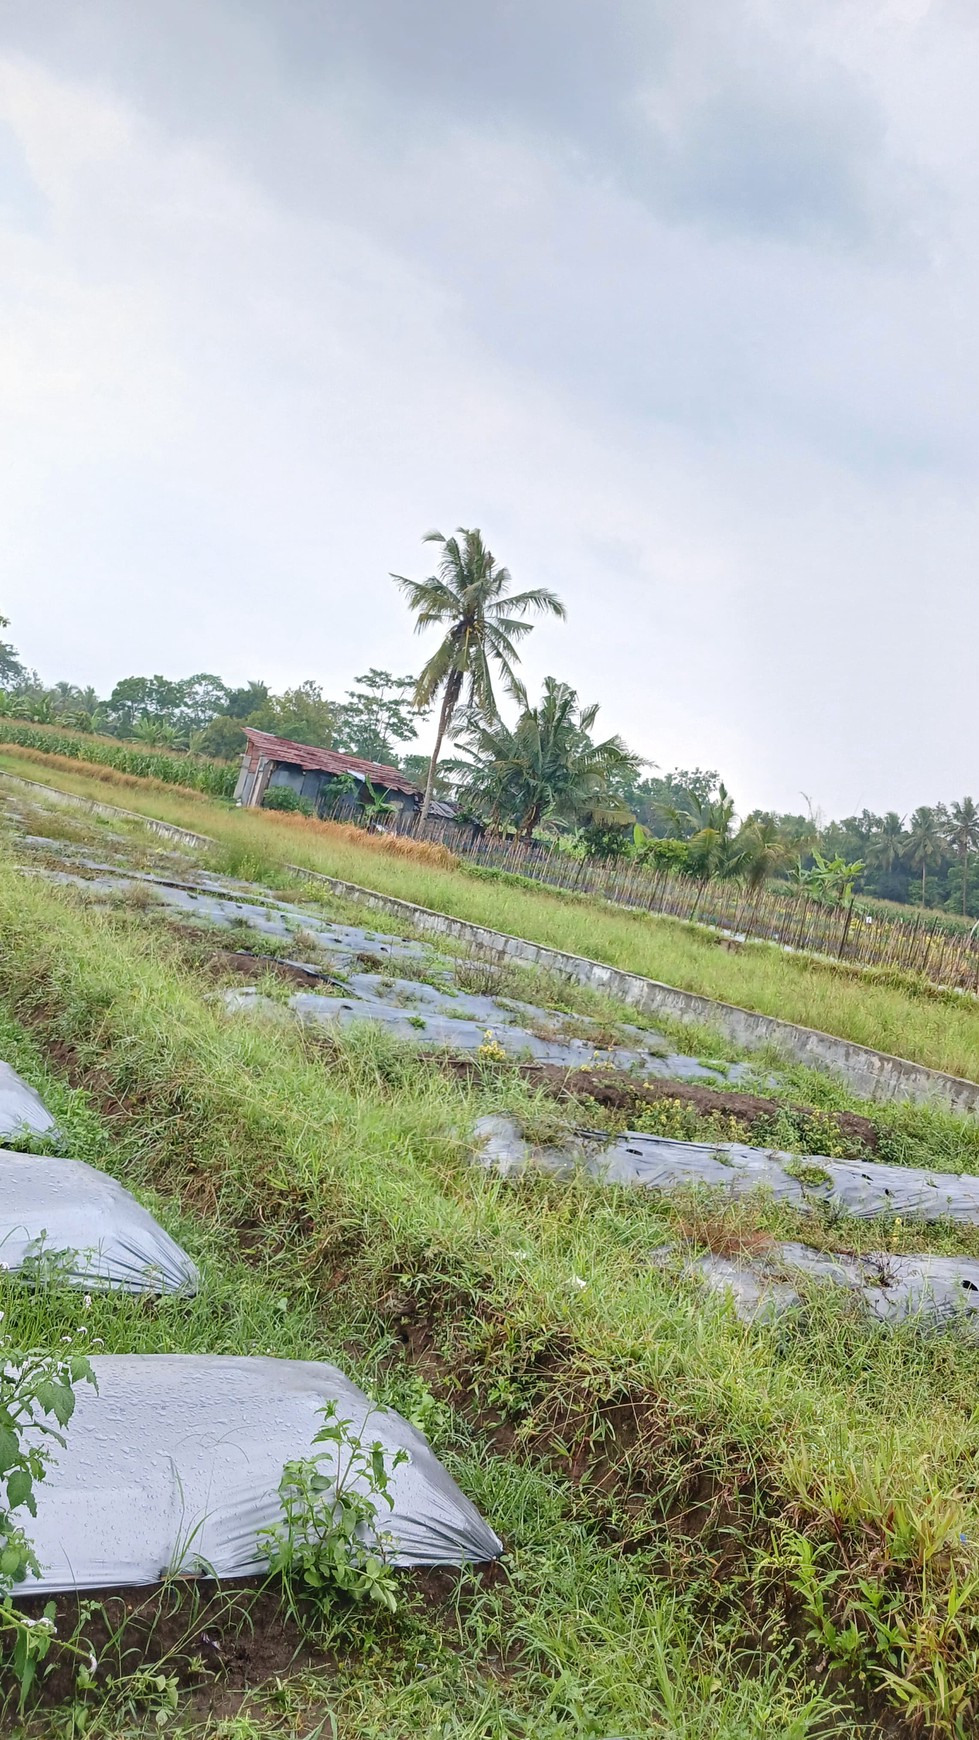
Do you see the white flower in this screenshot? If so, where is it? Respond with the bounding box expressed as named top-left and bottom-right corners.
top-left (83, 1295), bottom-right (92, 1310)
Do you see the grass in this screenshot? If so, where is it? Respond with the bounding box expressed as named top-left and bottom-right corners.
top-left (8, 856), bottom-right (979, 1731)
top-left (5, 747), bottom-right (979, 1084)
top-left (0, 886), bottom-right (858, 1738)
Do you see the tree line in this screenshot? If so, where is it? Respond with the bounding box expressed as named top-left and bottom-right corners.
top-left (4, 532), bottom-right (979, 916)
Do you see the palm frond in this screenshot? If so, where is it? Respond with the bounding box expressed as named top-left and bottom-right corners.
top-left (498, 586), bottom-right (567, 619)
top-left (413, 641), bottom-right (457, 709)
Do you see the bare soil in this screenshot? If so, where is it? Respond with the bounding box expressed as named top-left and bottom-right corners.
top-left (437, 1055), bottom-right (879, 1150)
top-left (10, 1564), bottom-right (493, 1727)
top-left (209, 949), bottom-right (340, 989)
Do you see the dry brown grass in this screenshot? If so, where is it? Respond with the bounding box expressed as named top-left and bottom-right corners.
top-left (673, 1208), bottom-right (776, 1260)
top-left (261, 809), bottom-right (460, 870)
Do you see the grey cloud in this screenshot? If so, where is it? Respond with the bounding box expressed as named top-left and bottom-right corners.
top-left (651, 81), bottom-right (883, 244)
top-left (3, 0), bottom-right (911, 250)
top-left (261, 0), bottom-right (905, 247)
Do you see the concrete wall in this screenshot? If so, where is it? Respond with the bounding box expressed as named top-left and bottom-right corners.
top-left (289, 864), bottom-right (979, 1114)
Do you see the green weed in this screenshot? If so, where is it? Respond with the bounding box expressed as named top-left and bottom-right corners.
top-left (261, 1403), bottom-right (407, 1618)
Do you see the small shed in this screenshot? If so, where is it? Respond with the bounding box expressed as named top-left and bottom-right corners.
top-left (235, 729), bottom-right (424, 818)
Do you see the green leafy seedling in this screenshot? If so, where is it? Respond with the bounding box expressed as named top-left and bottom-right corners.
top-left (262, 1401), bottom-right (409, 1624)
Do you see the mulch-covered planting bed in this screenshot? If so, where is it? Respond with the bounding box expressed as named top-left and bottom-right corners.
top-left (439, 1055), bottom-right (879, 1150)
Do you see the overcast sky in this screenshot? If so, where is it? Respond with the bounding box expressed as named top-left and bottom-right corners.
top-left (0, 0), bottom-right (976, 817)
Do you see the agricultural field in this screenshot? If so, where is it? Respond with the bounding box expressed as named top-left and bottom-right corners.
top-left (7, 744), bottom-right (979, 1080)
top-left (5, 775), bottom-right (979, 1735)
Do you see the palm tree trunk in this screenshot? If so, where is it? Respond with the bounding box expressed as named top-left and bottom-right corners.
top-left (420, 674), bottom-right (461, 824)
top-left (922, 861), bottom-right (927, 908)
top-left (965, 844), bottom-right (971, 917)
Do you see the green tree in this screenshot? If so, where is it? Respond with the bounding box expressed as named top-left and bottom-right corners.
top-left (225, 680), bottom-right (269, 720)
top-left (178, 673), bottom-right (230, 733)
top-left (741, 808), bottom-right (819, 858)
top-left (100, 673), bottom-right (228, 738)
top-left (450, 676), bottom-right (640, 840)
top-left (906, 806), bottom-right (945, 909)
top-left (247, 681), bottom-right (335, 750)
top-left (400, 752), bottom-right (452, 799)
top-left (638, 835), bottom-right (693, 875)
top-left (948, 797), bottom-right (979, 917)
top-left (332, 670), bottom-right (418, 765)
top-left (393, 528), bottom-right (565, 821)
top-left (48, 681), bottom-right (81, 718)
top-left (198, 681), bottom-right (271, 758)
top-left (821, 812), bottom-right (881, 883)
top-left (660, 783), bottom-right (740, 876)
top-left (197, 715), bottom-right (248, 759)
top-left (0, 615), bottom-right (24, 688)
top-left (624, 769), bottom-right (718, 835)
top-left (102, 675), bottom-right (182, 736)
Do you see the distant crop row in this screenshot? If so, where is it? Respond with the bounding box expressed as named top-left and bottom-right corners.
top-left (0, 721), bottom-right (237, 798)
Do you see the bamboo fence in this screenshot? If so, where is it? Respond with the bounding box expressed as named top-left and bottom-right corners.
top-left (380, 815), bottom-right (979, 995)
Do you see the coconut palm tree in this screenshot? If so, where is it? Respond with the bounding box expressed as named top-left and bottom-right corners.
top-left (660, 784), bottom-right (740, 877)
top-left (392, 529), bottom-right (565, 821)
top-left (50, 681), bottom-right (80, 716)
top-left (906, 805), bottom-right (944, 909)
top-left (449, 677), bottom-right (640, 840)
top-left (732, 816), bottom-right (796, 892)
top-left (948, 797), bottom-right (979, 916)
top-left (866, 811), bottom-right (908, 891)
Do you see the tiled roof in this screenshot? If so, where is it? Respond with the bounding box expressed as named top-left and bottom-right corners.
top-left (242, 728), bottom-right (422, 796)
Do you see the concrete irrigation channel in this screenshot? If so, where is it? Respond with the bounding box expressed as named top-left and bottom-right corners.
top-left (291, 866), bottom-right (979, 1113)
top-left (0, 770), bottom-right (215, 848)
top-left (8, 772), bottom-right (978, 1109)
